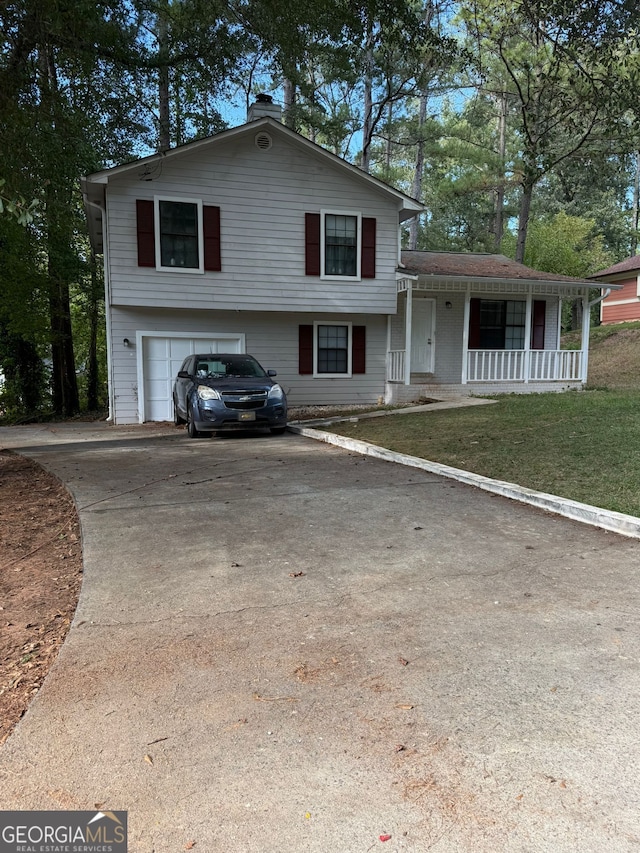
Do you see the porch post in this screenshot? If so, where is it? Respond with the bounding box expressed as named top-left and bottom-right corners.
top-left (461, 288), bottom-right (470, 384)
top-left (524, 289), bottom-right (532, 383)
top-left (581, 289), bottom-right (590, 384)
top-left (404, 283), bottom-right (413, 385)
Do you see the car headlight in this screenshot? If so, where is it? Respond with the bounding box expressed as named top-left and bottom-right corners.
top-left (197, 385), bottom-right (221, 400)
top-left (268, 383), bottom-right (284, 400)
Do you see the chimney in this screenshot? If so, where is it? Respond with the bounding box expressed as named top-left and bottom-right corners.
top-left (247, 93), bottom-right (282, 123)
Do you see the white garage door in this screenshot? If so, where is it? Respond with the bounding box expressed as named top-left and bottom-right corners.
top-left (141, 333), bottom-right (243, 422)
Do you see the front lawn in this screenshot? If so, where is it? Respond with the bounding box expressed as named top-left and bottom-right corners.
top-left (325, 390), bottom-right (640, 517)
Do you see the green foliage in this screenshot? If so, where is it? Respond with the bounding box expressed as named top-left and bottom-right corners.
top-left (502, 212), bottom-right (613, 277)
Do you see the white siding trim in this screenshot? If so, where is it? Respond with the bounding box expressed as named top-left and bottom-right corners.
top-left (605, 296), bottom-right (640, 306)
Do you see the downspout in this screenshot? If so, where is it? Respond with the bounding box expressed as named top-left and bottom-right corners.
top-left (85, 196), bottom-right (114, 422)
top-left (581, 287), bottom-right (611, 385)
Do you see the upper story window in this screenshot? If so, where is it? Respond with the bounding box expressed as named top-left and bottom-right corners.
top-left (156, 197), bottom-right (203, 272)
top-left (305, 211), bottom-right (376, 280)
top-left (324, 214), bottom-right (358, 277)
top-left (321, 210), bottom-right (361, 279)
top-left (135, 198), bottom-right (221, 273)
top-left (158, 200), bottom-right (200, 269)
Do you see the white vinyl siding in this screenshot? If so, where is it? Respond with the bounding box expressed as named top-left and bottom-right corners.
top-left (104, 131), bottom-right (399, 315)
top-left (110, 307), bottom-right (387, 423)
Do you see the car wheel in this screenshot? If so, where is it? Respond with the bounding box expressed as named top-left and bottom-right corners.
top-left (187, 405), bottom-right (200, 439)
top-left (270, 426), bottom-right (287, 435)
top-left (174, 399), bottom-right (186, 426)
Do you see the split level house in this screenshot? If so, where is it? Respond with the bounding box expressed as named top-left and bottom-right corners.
top-left (82, 96), bottom-right (612, 425)
top-left (589, 255), bottom-right (640, 324)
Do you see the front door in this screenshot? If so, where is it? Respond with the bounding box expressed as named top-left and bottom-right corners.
top-left (411, 298), bottom-right (435, 373)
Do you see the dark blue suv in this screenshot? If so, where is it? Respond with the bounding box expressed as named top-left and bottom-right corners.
top-left (173, 353), bottom-right (288, 438)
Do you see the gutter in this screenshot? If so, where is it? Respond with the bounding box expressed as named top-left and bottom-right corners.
top-left (589, 286), bottom-right (612, 308)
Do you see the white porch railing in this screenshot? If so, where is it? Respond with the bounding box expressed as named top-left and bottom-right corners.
top-left (386, 349), bottom-right (584, 383)
top-left (387, 350), bottom-right (405, 382)
top-left (467, 349), bottom-right (583, 383)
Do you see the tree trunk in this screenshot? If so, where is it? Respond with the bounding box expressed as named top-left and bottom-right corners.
top-left (283, 78), bottom-right (296, 129)
top-left (39, 46), bottom-right (79, 417)
top-left (158, 2), bottom-right (170, 150)
top-left (633, 151), bottom-right (640, 255)
top-left (384, 99), bottom-right (393, 180)
top-left (86, 250), bottom-right (100, 411)
top-left (515, 173), bottom-right (535, 263)
top-left (494, 90), bottom-right (507, 251)
top-left (408, 91), bottom-right (428, 250)
top-left (571, 298), bottom-right (583, 332)
top-left (361, 33), bottom-right (374, 173)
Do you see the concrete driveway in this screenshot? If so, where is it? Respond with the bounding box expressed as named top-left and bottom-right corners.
top-left (1, 421), bottom-right (640, 852)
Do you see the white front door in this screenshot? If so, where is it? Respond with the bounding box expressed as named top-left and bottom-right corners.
top-left (410, 298), bottom-right (435, 373)
top-left (140, 333), bottom-right (244, 422)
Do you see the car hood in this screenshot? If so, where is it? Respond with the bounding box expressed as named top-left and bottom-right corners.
top-left (197, 376), bottom-right (277, 392)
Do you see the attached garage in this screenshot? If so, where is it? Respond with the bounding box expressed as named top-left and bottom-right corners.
top-left (137, 331), bottom-right (245, 422)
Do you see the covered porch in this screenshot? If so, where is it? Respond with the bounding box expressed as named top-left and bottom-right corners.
top-left (387, 252), bottom-right (612, 401)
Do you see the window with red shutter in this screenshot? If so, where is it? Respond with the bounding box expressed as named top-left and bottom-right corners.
top-left (136, 200), bottom-right (155, 267)
top-left (305, 214), bottom-right (321, 276)
top-left (299, 323), bottom-right (366, 376)
top-left (203, 205), bottom-right (221, 271)
top-left (361, 218), bottom-right (376, 278)
top-left (299, 325), bottom-right (314, 374)
top-left (305, 212), bottom-right (377, 279)
top-left (138, 198), bottom-right (221, 272)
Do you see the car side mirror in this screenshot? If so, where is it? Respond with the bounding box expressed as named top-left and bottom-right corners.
top-left (267, 369), bottom-right (277, 377)
top-left (177, 370), bottom-right (191, 379)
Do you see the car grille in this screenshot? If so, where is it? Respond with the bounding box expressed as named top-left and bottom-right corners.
top-left (221, 390), bottom-right (268, 410)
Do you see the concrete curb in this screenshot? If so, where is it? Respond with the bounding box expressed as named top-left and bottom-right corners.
top-left (288, 423), bottom-right (640, 540)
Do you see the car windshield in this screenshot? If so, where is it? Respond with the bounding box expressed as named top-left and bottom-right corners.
top-left (194, 356), bottom-right (267, 379)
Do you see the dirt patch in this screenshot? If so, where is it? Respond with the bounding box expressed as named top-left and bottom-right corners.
top-left (587, 328), bottom-right (640, 389)
top-left (0, 451), bottom-right (82, 745)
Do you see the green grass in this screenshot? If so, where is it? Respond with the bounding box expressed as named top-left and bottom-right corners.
top-left (325, 390), bottom-right (640, 517)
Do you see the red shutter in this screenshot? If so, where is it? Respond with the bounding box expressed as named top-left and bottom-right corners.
top-left (136, 200), bottom-right (155, 267)
top-left (305, 213), bottom-right (321, 276)
top-left (299, 325), bottom-right (314, 374)
top-left (469, 298), bottom-right (481, 348)
top-left (203, 205), bottom-right (221, 271)
top-left (531, 300), bottom-right (546, 349)
top-left (361, 217), bottom-right (376, 278)
top-left (352, 325), bottom-right (366, 373)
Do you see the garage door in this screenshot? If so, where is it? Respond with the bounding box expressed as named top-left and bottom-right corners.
top-left (142, 334), bottom-right (243, 421)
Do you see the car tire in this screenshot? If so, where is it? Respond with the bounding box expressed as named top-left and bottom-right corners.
top-left (270, 426), bottom-right (287, 435)
top-left (187, 405), bottom-right (200, 439)
top-left (174, 399), bottom-right (186, 426)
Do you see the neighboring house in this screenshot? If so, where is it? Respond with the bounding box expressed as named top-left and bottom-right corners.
top-left (82, 97), bottom-right (611, 425)
top-left (589, 256), bottom-right (640, 324)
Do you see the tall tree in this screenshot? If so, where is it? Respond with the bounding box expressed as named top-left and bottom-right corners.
top-left (461, 0), bottom-right (640, 262)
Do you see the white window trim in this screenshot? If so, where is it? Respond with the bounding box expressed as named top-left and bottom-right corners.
top-left (154, 196), bottom-right (205, 273)
top-left (320, 209), bottom-right (361, 281)
top-left (313, 321), bottom-right (352, 378)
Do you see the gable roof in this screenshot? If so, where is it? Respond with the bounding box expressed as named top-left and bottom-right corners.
top-left (401, 250), bottom-right (610, 289)
top-left (82, 116), bottom-right (424, 247)
top-left (589, 255), bottom-right (640, 280)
